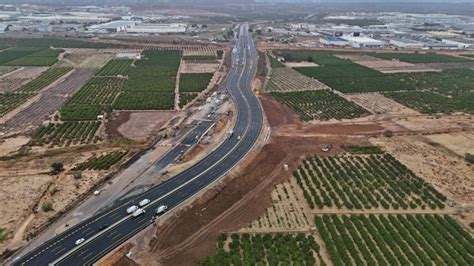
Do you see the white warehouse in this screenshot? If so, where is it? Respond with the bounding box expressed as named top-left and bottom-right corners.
top-left (127, 24), bottom-right (187, 34)
top-left (389, 38), bottom-right (425, 49)
top-left (342, 36), bottom-right (385, 48)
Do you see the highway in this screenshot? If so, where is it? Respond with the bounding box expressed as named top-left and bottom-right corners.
top-left (13, 23), bottom-right (262, 266)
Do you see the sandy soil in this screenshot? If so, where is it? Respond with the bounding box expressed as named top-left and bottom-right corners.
top-left (115, 111), bottom-right (176, 142)
top-left (0, 174), bottom-right (51, 249)
top-left (264, 67), bottom-right (329, 92)
top-left (285, 62), bottom-right (319, 68)
top-left (0, 66), bottom-right (18, 77)
top-left (0, 67), bottom-right (48, 92)
top-left (58, 49), bottom-right (113, 69)
top-left (180, 61), bottom-right (220, 73)
top-left (335, 54), bottom-right (438, 73)
top-left (425, 132), bottom-right (474, 158)
top-left (392, 114), bottom-right (474, 133)
top-left (345, 93), bottom-right (419, 115)
top-left (371, 135), bottom-right (474, 205)
top-left (0, 136), bottom-right (30, 157)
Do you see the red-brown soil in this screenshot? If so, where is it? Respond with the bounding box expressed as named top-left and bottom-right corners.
top-left (145, 134), bottom-right (361, 265)
top-left (260, 93), bottom-right (301, 128)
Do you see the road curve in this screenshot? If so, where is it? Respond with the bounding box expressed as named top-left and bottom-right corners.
top-left (12, 23), bottom-right (262, 266)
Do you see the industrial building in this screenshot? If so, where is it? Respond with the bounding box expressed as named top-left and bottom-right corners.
top-left (342, 36), bottom-right (385, 48)
top-left (441, 38), bottom-right (474, 49)
top-left (87, 20), bottom-right (137, 33)
top-left (319, 36), bottom-right (349, 46)
top-left (126, 23), bottom-right (187, 34)
top-left (389, 38), bottom-right (425, 49)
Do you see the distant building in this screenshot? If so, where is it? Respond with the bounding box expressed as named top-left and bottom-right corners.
top-left (441, 38), bottom-right (474, 49)
top-left (126, 23), bottom-right (187, 34)
top-left (116, 52), bottom-right (141, 59)
top-left (389, 38), bottom-right (425, 49)
top-left (341, 36), bottom-right (385, 48)
top-left (319, 36), bottom-right (349, 46)
top-left (87, 20), bottom-right (137, 33)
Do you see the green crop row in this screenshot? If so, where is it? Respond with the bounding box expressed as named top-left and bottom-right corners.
top-left (66, 77), bottom-right (124, 106)
top-left (95, 59), bottom-right (133, 77)
top-left (200, 233), bottom-right (323, 266)
top-left (0, 38), bottom-right (115, 49)
top-left (269, 56), bottom-right (285, 67)
top-left (294, 154), bottom-right (446, 210)
top-left (31, 121), bottom-right (100, 145)
top-left (342, 145), bottom-right (385, 154)
top-left (60, 104), bottom-right (103, 121)
top-left (271, 90), bottom-right (370, 122)
top-left (179, 73), bottom-right (213, 93)
top-left (18, 67), bottom-right (73, 93)
top-left (113, 91), bottom-right (175, 110)
top-left (0, 93), bottom-right (31, 117)
top-left (179, 92), bottom-right (198, 108)
top-left (72, 151), bottom-right (128, 171)
top-left (182, 55), bottom-right (217, 61)
top-left (316, 214), bottom-right (474, 266)
top-left (0, 47), bottom-right (44, 65)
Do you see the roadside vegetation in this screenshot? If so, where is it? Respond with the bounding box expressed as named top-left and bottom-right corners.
top-left (72, 151), bottom-right (128, 171)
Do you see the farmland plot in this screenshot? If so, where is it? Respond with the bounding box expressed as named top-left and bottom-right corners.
top-left (200, 233), bottom-right (324, 266)
top-left (316, 214), bottom-right (474, 265)
top-left (0, 47), bottom-right (44, 65)
top-left (179, 73), bottom-right (213, 93)
top-left (370, 52), bottom-right (470, 63)
top-left (0, 67), bottom-right (48, 92)
top-left (4, 48), bottom-right (63, 66)
top-left (113, 91), bottom-right (175, 110)
top-left (345, 93), bottom-right (419, 115)
top-left (0, 93), bottom-right (31, 117)
top-left (265, 67), bottom-right (329, 92)
top-left (294, 154), bottom-right (447, 210)
top-left (1, 69), bottom-right (95, 132)
top-left (66, 77), bottom-right (124, 105)
top-left (271, 90), bottom-right (370, 122)
top-left (95, 59), bottom-right (132, 77)
top-left (31, 121), bottom-right (101, 145)
top-left (72, 150), bottom-right (127, 171)
top-left (0, 38), bottom-right (114, 49)
top-left (335, 54), bottom-right (437, 74)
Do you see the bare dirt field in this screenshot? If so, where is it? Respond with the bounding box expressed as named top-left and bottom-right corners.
top-left (335, 54), bottom-right (438, 73)
top-left (58, 49), bottom-right (113, 69)
top-left (391, 114), bottom-right (474, 133)
top-left (116, 111), bottom-right (176, 142)
top-left (371, 135), bottom-right (474, 205)
top-left (180, 61), bottom-right (220, 73)
top-left (285, 61), bottom-right (319, 68)
top-left (0, 67), bottom-right (48, 92)
top-left (0, 69), bottom-right (94, 134)
top-left (425, 132), bottom-right (474, 157)
top-left (0, 66), bottom-right (18, 77)
top-left (420, 61), bottom-right (474, 70)
top-left (0, 136), bottom-right (30, 157)
top-left (345, 93), bottom-right (419, 115)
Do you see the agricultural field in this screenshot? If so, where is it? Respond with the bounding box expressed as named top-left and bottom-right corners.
top-left (4, 48), bottom-right (63, 66)
top-left (179, 73), bottom-right (213, 93)
top-left (95, 59), bottom-right (133, 77)
top-left (0, 67), bottom-right (72, 118)
top-left (72, 151), bottom-right (127, 171)
top-left (113, 91), bottom-right (175, 110)
top-left (269, 56), bottom-right (285, 68)
top-left (200, 233), bottom-right (323, 266)
top-left (60, 104), bottom-right (103, 121)
top-left (0, 93), bottom-right (31, 117)
top-left (316, 214), bottom-right (474, 265)
top-left (294, 154), bottom-right (447, 210)
top-left (0, 37), bottom-right (114, 49)
top-left (124, 50), bottom-right (181, 92)
top-left (265, 67), bottom-right (329, 92)
top-left (31, 121), bottom-right (101, 145)
top-left (0, 67), bottom-right (47, 92)
top-left (345, 93), bottom-right (419, 115)
top-left (335, 54), bottom-right (437, 73)
top-left (17, 67), bottom-right (72, 93)
top-left (179, 93), bottom-right (199, 108)
top-left (271, 90), bottom-right (370, 122)
top-left (182, 55), bottom-right (217, 61)
top-left (65, 77), bottom-right (124, 106)
top-left (0, 47), bottom-right (44, 65)
top-left (370, 52), bottom-right (471, 63)
top-left (460, 54), bottom-right (474, 58)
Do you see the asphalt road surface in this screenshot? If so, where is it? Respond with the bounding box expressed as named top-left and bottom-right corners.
top-left (13, 23), bottom-right (262, 266)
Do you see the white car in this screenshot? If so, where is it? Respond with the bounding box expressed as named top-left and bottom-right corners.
top-left (75, 238), bottom-right (85, 245)
top-left (237, 135), bottom-right (241, 140)
top-left (132, 208), bottom-right (145, 217)
top-left (126, 205), bottom-right (138, 214)
top-left (93, 190), bottom-right (101, 196)
top-left (139, 199), bottom-right (151, 207)
top-left (156, 205), bottom-right (168, 215)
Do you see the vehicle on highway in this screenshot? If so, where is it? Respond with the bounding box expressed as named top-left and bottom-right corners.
top-left (237, 135), bottom-right (241, 140)
top-left (93, 190), bottom-right (101, 196)
top-left (139, 199), bottom-right (150, 207)
top-left (132, 208), bottom-right (145, 217)
top-left (156, 205), bottom-right (168, 215)
top-left (126, 205), bottom-right (138, 214)
top-left (99, 224), bottom-right (109, 231)
top-left (75, 238), bottom-right (85, 245)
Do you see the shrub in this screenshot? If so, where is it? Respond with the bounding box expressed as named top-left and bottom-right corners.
top-left (42, 202), bottom-right (53, 212)
top-left (465, 153), bottom-right (474, 164)
top-left (51, 162), bottom-right (64, 175)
